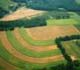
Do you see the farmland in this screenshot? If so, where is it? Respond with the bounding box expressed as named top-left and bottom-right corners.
top-left (0, 23), bottom-right (80, 70)
top-left (0, 0), bottom-right (80, 70)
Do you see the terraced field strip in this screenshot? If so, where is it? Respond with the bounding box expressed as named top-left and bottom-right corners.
top-left (7, 30), bottom-right (61, 57)
top-left (13, 28), bottom-right (58, 52)
top-left (0, 7), bottom-right (45, 21)
top-left (61, 40), bottom-right (80, 60)
top-left (26, 25), bottom-right (80, 40)
top-left (0, 38), bottom-right (67, 69)
top-left (0, 57), bottom-right (17, 70)
top-left (0, 31), bottom-right (65, 63)
top-left (19, 27), bottom-right (55, 46)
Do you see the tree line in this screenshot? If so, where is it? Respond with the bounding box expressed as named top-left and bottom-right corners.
top-left (0, 15), bottom-right (47, 31)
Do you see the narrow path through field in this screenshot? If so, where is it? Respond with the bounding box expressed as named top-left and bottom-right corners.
top-left (0, 31), bottom-right (64, 63)
top-left (13, 28), bottom-right (57, 52)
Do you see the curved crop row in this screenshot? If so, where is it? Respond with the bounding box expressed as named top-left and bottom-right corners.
top-left (19, 28), bottom-right (55, 46)
top-left (6, 30), bottom-right (61, 57)
top-left (0, 38), bottom-right (66, 69)
top-left (13, 28), bottom-right (58, 52)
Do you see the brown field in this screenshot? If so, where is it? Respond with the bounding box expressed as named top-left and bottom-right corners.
top-left (0, 31), bottom-right (64, 64)
top-left (13, 28), bottom-right (58, 52)
top-left (0, 7), bottom-right (45, 21)
top-left (26, 25), bottom-right (80, 40)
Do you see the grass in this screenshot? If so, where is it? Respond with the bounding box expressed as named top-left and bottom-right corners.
top-left (19, 28), bottom-right (56, 46)
top-left (47, 12), bottom-right (80, 25)
top-left (0, 66), bottom-right (5, 70)
top-left (6, 30), bottom-right (62, 57)
top-left (0, 0), bottom-right (15, 11)
top-left (61, 39), bottom-right (80, 60)
top-left (76, 0), bottom-right (80, 5)
top-left (47, 19), bottom-right (78, 25)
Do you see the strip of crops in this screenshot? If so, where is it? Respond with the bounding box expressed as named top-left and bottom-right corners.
top-left (0, 41), bottom-right (66, 69)
top-left (19, 28), bottom-right (56, 46)
top-left (6, 30), bottom-right (61, 57)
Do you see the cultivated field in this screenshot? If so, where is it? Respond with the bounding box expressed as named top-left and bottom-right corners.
top-left (0, 4), bottom-right (80, 70)
top-left (26, 25), bottom-right (80, 40)
top-left (0, 30), bottom-right (66, 69)
top-left (0, 24), bottom-right (80, 70)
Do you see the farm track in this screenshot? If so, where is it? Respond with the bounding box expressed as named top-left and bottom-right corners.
top-left (26, 26), bottom-right (80, 40)
top-left (0, 57), bottom-right (17, 70)
top-left (13, 28), bottom-right (58, 52)
top-left (0, 31), bottom-right (64, 63)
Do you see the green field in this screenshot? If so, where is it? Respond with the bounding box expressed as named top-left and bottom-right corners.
top-left (47, 12), bottom-right (80, 25)
top-left (0, 0), bottom-right (16, 11)
top-left (61, 40), bottom-right (80, 60)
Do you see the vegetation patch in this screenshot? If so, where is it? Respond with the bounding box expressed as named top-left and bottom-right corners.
top-left (61, 40), bottom-right (80, 60)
